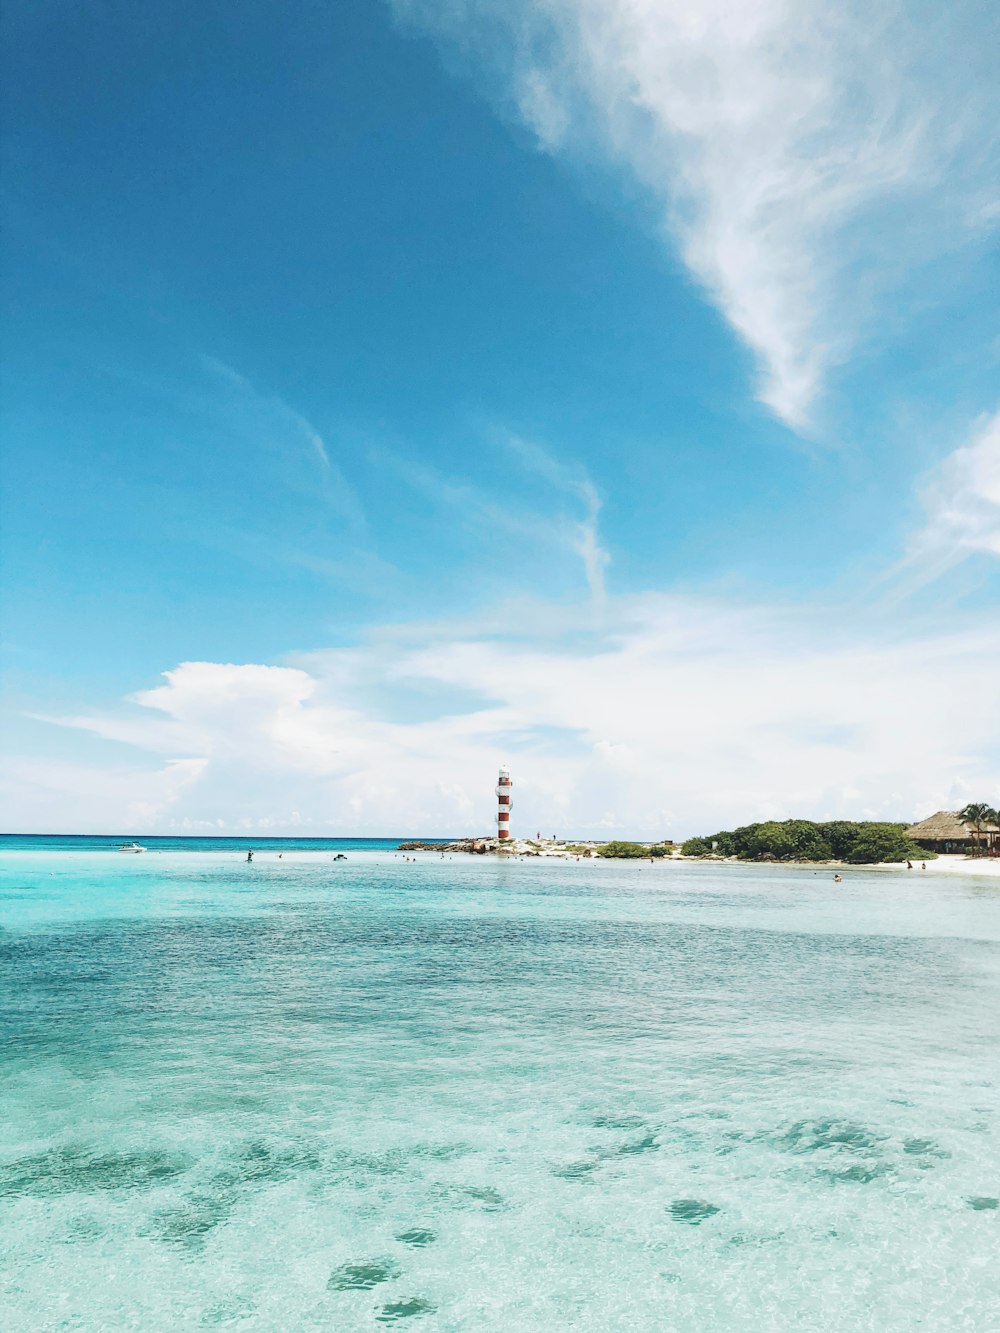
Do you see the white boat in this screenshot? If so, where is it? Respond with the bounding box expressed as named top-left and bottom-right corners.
top-left (117, 842), bottom-right (147, 853)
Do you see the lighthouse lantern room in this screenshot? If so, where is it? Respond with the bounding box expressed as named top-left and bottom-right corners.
top-left (495, 765), bottom-right (513, 841)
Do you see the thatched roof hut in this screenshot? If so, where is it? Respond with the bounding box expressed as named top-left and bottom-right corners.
top-left (905, 811), bottom-right (999, 852)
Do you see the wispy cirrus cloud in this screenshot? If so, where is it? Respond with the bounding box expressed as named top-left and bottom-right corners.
top-left (201, 357), bottom-right (332, 471)
top-left (201, 356), bottom-right (366, 532)
top-left (506, 433), bottom-right (610, 602)
top-left (376, 430), bottom-right (610, 602)
top-left (393, 0), bottom-right (1000, 427)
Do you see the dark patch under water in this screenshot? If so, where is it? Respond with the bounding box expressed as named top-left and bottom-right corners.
top-left (768, 1118), bottom-right (892, 1184)
top-left (726, 1230), bottom-right (785, 1249)
top-left (552, 1160), bottom-right (596, 1180)
top-left (902, 1136), bottom-right (949, 1158)
top-left (431, 1182), bottom-right (506, 1211)
top-left (966, 1196), bottom-right (998, 1211)
top-left (328, 1258), bottom-right (402, 1290)
top-left (146, 1194), bottom-right (234, 1253)
top-left (199, 1296), bottom-right (256, 1326)
top-left (376, 1297), bottom-right (436, 1322)
top-left (591, 1114), bottom-right (647, 1130)
top-left (817, 1162), bottom-right (889, 1185)
top-left (463, 1184), bottom-right (505, 1209)
top-left (0, 1145), bottom-right (192, 1198)
top-left (221, 1137), bottom-right (323, 1184)
top-left (330, 1148), bottom-right (412, 1179)
top-left (669, 1199), bottom-right (721, 1224)
top-left (616, 1131), bottom-right (660, 1156)
top-left (553, 1125), bottom-right (660, 1180)
top-left (395, 1228), bottom-right (436, 1247)
top-left (775, 1119), bottom-right (884, 1155)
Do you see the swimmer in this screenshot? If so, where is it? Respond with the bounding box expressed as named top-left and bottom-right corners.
top-left (834, 873), bottom-right (842, 883)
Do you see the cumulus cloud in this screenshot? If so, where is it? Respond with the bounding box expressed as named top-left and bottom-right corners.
top-left (394, 0), bottom-right (1000, 425)
top-left (23, 596), bottom-right (1000, 836)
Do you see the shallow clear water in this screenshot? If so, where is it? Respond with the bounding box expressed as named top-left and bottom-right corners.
top-left (1, 850), bottom-right (998, 1331)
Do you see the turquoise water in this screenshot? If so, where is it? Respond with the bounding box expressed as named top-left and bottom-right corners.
top-left (1, 851), bottom-right (998, 1331)
top-left (0, 836), bottom-right (424, 853)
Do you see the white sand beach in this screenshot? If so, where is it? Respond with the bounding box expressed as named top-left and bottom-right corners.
top-left (919, 854), bottom-right (1000, 879)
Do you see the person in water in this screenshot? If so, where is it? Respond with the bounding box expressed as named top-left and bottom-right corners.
top-left (247, 849), bottom-right (253, 862)
top-left (834, 873), bottom-right (842, 883)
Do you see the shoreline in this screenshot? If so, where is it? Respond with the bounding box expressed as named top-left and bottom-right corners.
top-left (2, 841), bottom-right (998, 878)
top-left (401, 840), bottom-right (1000, 877)
top-left (675, 854), bottom-right (1000, 878)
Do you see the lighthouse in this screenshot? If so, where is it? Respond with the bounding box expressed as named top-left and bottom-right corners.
top-left (495, 765), bottom-right (513, 841)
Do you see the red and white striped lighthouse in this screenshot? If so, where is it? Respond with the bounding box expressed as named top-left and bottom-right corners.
top-left (495, 765), bottom-right (513, 841)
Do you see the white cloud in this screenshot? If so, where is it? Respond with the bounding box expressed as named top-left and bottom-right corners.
top-left (394, 0), bottom-right (1000, 425)
top-left (20, 596), bottom-right (1000, 836)
top-left (202, 357), bottom-right (330, 467)
top-left (201, 356), bottom-right (365, 531)
top-left (506, 434), bottom-right (610, 601)
top-left (0, 755), bottom-right (206, 833)
top-left (377, 430), bottom-right (610, 601)
top-left (907, 410), bottom-right (1000, 573)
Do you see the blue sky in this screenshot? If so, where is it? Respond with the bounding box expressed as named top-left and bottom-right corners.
top-left (1, 0), bottom-right (998, 835)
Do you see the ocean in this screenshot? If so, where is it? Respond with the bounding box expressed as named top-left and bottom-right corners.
top-left (1, 844), bottom-right (998, 1330)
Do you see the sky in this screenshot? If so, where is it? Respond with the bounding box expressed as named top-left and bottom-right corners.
top-left (1, 0), bottom-right (998, 837)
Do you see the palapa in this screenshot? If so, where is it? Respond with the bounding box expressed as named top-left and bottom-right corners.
top-left (905, 810), bottom-right (999, 849)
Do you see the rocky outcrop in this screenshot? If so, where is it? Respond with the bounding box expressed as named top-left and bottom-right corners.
top-left (397, 837), bottom-right (607, 857)
top-left (397, 838), bottom-right (501, 854)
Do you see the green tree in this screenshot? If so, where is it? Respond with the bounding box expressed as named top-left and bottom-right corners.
top-left (726, 824), bottom-right (759, 858)
top-left (681, 819), bottom-right (932, 864)
top-left (781, 819), bottom-right (834, 861)
top-left (843, 824), bottom-right (925, 864)
top-left (597, 841), bottom-right (649, 859)
top-left (738, 822), bottom-right (798, 860)
top-left (710, 830), bottom-right (737, 856)
top-left (959, 803), bottom-right (999, 857)
top-left (818, 821), bottom-right (863, 860)
top-left (681, 833), bottom-right (733, 856)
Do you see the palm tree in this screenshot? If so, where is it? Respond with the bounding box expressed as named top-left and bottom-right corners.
top-left (959, 803), bottom-right (999, 856)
